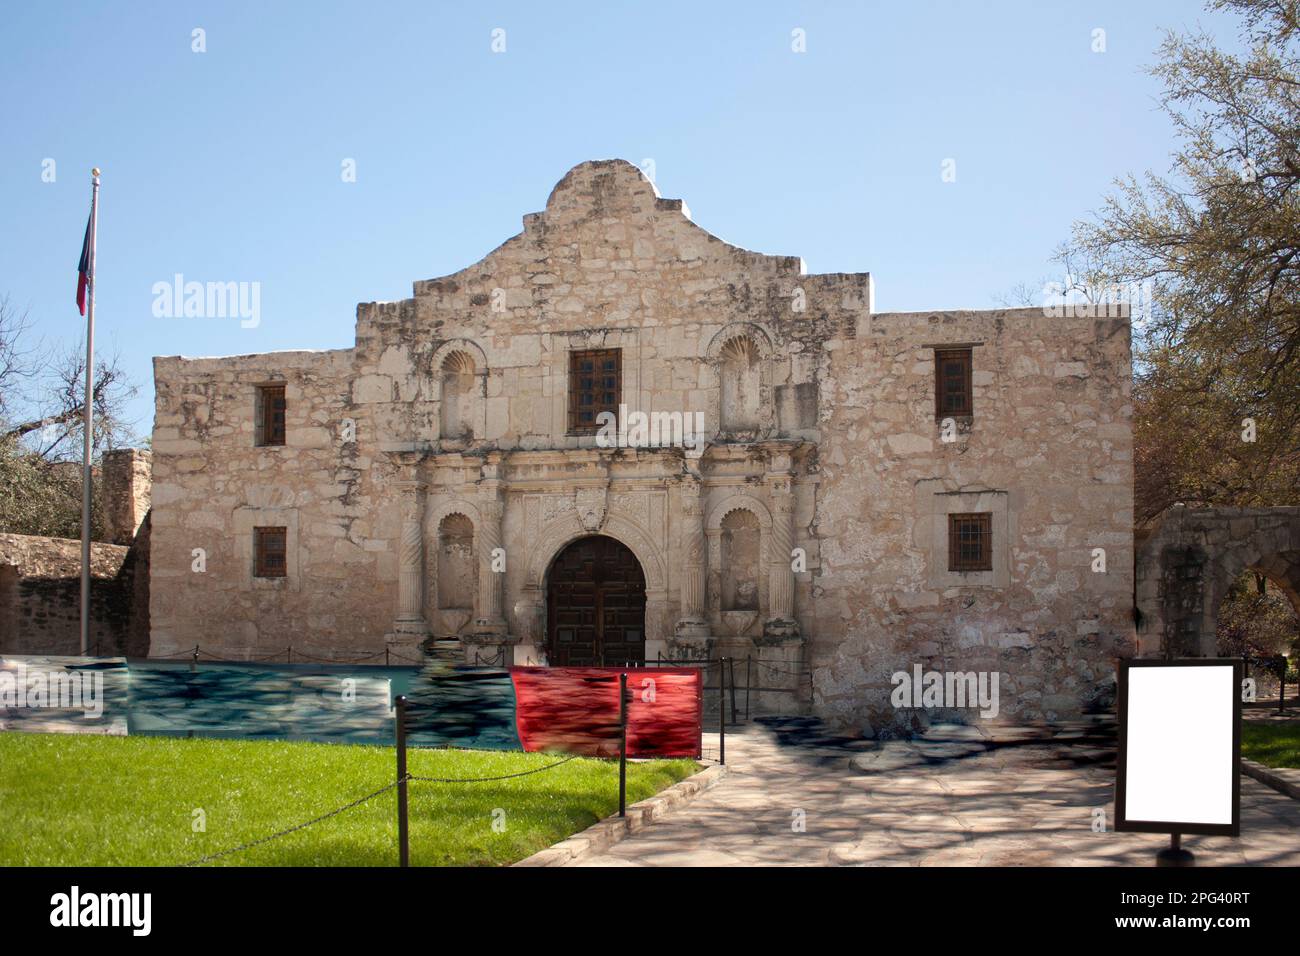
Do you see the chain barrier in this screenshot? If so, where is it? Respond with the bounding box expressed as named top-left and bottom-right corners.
top-left (181, 778), bottom-right (402, 867)
top-left (90, 644), bottom-right (435, 667)
top-left (405, 754), bottom-right (578, 783)
top-left (292, 649), bottom-right (388, 664)
top-left (180, 751), bottom-right (583, 866)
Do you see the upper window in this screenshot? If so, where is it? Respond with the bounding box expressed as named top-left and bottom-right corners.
top-left (934, 348), bottom-right (972, 418)
top-left (254, 526), bottom-right (288, 578)
top-left (256, 384), bottom-right (286, 446)
top-left (568, 349), bottom-right (621, 434)
top-left (948, 513), bottom-right (992, 572)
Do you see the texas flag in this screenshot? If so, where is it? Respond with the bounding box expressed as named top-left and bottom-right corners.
top-left (76, 210), bottom-right (92, 315)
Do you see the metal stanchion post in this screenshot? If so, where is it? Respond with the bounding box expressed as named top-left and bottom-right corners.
top-left (1279, 659), bottom-right (1286, 716)
top-left (396, 695), bottom-right (409, 867)
top-left (729, 657), bottom-right (737, 723)
top-left (719, 656), bottom-right (726, 766)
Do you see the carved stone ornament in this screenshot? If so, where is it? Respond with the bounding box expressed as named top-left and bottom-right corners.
top-left (575, 486), bottom-right (607, 532)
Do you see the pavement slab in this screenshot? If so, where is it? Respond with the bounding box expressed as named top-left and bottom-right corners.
top-left (561, 716), bottom-right (1300, 867)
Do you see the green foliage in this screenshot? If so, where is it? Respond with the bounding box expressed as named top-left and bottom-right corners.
top-left (0, 733), bottom-right (698, 866)
top-left (1217, 570), bottom-right (1300, 659)
top-left (1067, 0), bottom-right (1300, 521)
top-left (0, 436), bottom-right (107, 539)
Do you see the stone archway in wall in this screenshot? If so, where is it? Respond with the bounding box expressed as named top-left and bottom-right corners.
top-left (1135, 506), bottom-right (1300, 656)
top-left (517, 512), bottom-right (669, 663)
top-left (545, 535), bottom-right (646, 666)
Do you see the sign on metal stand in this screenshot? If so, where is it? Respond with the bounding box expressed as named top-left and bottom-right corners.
top-left (1114, 659), bottom-right (1242, 867)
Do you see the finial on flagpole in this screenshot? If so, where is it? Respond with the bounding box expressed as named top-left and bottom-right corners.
top-left (92, 167), bottom-right (101, 178)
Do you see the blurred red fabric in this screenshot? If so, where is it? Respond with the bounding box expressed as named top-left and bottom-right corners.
top-left (509, 666), bottom-right (702, 758)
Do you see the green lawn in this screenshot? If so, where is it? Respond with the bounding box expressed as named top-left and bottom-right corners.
top-left (0, 732), bottom-right (698, 866)
top-left (1241, 721), bottom-right (1300, 770)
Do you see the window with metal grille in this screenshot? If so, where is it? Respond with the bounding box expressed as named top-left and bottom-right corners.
top-left (934, 348), bottom-right (973, 418)
top-left (948, 513), bottom-right (992, 572)
top-left (568, 348), bottom-right (621, 434)
top-left (257, 384), bottom-right (286, 446)
top-left (254, 526), bottom-right (287, 578)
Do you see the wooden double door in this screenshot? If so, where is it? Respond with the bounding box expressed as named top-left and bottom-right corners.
top-left (546, 536), bottom-right (646, 667)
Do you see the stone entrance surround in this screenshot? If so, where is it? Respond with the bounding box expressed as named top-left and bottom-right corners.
top-left (380, 443), bottom-right (812, 668)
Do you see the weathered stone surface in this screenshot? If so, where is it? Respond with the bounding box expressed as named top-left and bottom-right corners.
top-left (0, 533), bottom-right (148, 656)
top-left (1135, 506), bottom-right (1300, 656)
top-left (102, 448), bottom-right (152, 546)
top-left (147, 159), bottom-right (1135, 732)
top-left (564, 720), bottom-right (1300, 867)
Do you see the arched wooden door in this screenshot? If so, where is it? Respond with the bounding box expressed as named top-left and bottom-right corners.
top-left (546, 536), bottom-right (646, 666)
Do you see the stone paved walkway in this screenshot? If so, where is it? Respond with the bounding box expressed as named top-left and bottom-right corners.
top-left (568, 717), bottom-right (1300, 866)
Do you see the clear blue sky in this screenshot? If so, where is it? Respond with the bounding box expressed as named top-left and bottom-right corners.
top-left (0, 0), bottom-right (1238, 438)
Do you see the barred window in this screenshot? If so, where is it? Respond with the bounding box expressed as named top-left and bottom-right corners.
top-left (256, 384), bottom-right (286, 446)
top-left (568, 349), bottom-right (621, 434)
top-left (934, 348), bottom-right (972, 418)
top-left (948, 513), bottom-right (992, 572)
top-left (254, 526), bottom-right (287, 578)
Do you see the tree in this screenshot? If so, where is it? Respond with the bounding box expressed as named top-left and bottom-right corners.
top-left (1066, 0), bottom-right (1300, 522)
top-left (0, 295), bottom-right (138, 538)
top-left (1217, 570), bottom-right (1300, 689)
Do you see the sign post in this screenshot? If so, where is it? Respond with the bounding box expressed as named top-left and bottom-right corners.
top-left (1115, 659), bottom-right (1242, 867)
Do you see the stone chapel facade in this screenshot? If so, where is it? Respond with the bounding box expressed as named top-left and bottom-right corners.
top-left (149, 159), bottom-right (1135, 733)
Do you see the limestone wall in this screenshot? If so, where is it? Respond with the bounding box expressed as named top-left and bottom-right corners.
top-left (0, 533), bottom-right (145, 655)
top-left (102, 448), bottom-right (152, 545)
top-left (148, 159), bottom-right (1135, 731)
top-left (811, 309), bottom-right (1135, 731)
top-left (149, 161), bottom-right (863, 664)
top-left (1135, 506), bottom-right (1300, 657)
top-left (149, 348), bottom-right (398, 659)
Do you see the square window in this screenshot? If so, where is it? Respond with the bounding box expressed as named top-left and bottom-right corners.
top-left (256, 384), bottom-right (286, 446)
top-left (948, 513), bottom-right (992, 572)
top-left (254, 526), bottom-right (288, 578)
top-left (568, 349), bottom-right (621, 434)
top-left (934, 348), bottom-right (973, 418)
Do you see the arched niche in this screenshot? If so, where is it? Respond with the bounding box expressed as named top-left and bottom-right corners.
top-left (429, 339), bottom-right (489, 444)
top-left (703, 323), bottom-right (776, 440)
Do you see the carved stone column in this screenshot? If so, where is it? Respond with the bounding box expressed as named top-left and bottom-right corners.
top-left (674, 473), bottom-right (711, 647)
top-left (472, 454), bottom-right (509, 641)
top-left (764, 468), bottom-right (800, 640)
top-left (388, 472), bottom-right (430, 647)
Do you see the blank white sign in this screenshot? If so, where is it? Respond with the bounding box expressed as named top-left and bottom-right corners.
top-left (1124, 664), bottom-right (1235, 826)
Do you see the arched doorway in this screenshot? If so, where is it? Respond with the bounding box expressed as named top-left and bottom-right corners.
top-left (546, 535), bottom-right (646, 666)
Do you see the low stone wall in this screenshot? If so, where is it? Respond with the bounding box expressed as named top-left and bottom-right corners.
top-left (0, 532), bottom-right (149, 656)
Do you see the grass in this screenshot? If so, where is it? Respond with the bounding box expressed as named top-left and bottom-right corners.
top-left (1241, 721), bottom-right (1300, 770)
top-left (0, 732), bottom-right (698, 866)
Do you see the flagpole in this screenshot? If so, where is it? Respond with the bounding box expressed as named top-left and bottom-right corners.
top-left (80, 168), bottom-right (100, 657)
